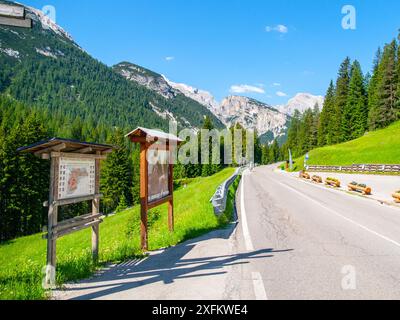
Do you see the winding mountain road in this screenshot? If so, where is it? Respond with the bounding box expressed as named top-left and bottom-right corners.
top-left (55, 165), bottom-right (400, 300)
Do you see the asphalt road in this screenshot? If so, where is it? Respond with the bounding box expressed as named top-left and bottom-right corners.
top-left (239, 165), bottom-right (400, 300)
top-left (55, 165), bottom-right (400, 300)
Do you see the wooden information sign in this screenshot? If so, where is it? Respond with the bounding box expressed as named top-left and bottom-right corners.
top-left (18, 138), bottom-right (115, 288)
top-left (126, 128), bottom-right (183, 250)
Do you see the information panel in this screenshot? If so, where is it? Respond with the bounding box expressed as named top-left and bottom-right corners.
top-left (147, 149), bottom-right (170, 203)
top-left (58, 158), bottom-right (96, 200)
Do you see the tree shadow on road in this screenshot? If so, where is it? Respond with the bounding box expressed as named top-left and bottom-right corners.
top-left (60, 224), bottom-right (293, 300)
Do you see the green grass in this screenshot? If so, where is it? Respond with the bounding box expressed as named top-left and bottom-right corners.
top-left (0, 168), bottom-right (237, 300)
top-left (293, 121), bottom-right (400, 171)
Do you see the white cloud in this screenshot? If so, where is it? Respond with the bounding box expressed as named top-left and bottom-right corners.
top-left (265, 24), bottom-right (288, 34)
top-left (276, 91), bottom-right (287, 97)
top-left (230, 84), bottom-right (265, 94)
top-left (165, 56), bottom-right (175, 61)
top-left (272, 82), bottom-right (281, 87)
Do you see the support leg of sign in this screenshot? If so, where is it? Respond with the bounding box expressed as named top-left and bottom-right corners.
top-left (92, 197), bottom-right (100, 263)
top-left (140, 202), bottom-right (149, 251)
top-left (45, 203), bottom-right (57, 289)
top-left (45, 156), bottom-right (58, 289)
top-left (92, 155), bottom-right (101, 263)
top-left (140, 143), bottom-right (149, 251)
top-left (168, 198), bottom-right (174, 232)
top-left (168, 161), bottom-right (174, 232)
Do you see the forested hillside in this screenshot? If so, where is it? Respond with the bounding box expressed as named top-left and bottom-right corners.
top-left (283, 31), bottom-right (400, 160)
top-left (0, 0), bottom-right (222, 139)
top-left (0, 1), bottom-right (224, 242)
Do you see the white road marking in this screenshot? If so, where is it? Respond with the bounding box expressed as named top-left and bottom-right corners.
top-left (241, 172), bottom-right (269, 300)
top-left (240, 171), bottom-right (254, 252)
top-left (252, 272), bottom-right (268, 300)
top-left (273, 178), bottom-right (400, 249)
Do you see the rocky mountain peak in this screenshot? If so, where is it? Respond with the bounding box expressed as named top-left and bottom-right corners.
top-left (277, 92), bottom-right (324, 116)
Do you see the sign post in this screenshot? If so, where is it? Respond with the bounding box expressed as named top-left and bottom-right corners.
top-left (18, 138), bottom-right (115, 288)
top-left (304, 152), bottom-right (310, 169)
top-left (126, 128), bottom-right (183, 251)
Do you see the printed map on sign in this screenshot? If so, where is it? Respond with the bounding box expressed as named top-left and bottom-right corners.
top-left (58, 158), bottom-right (96, 200)
top-left (148, 149), bottom-right (170, 203)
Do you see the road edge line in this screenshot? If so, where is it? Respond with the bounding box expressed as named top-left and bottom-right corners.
top-left (240, 171), bottom-right (254, 252)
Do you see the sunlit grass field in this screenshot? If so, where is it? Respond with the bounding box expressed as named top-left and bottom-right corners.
top-left (0, 168), bottom-right (237, 300)
top-left (292, 121), bottom-right (400, 171)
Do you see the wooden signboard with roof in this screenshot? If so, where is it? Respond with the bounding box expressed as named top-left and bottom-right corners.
top-left (18, 138), bottom-right (115, 288)
top-left (126, 128), bottom-right (183, 250)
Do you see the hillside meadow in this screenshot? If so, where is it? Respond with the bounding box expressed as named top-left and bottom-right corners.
top-left (292, 121), bottom-right (400, 170)
top-left (0, 168), bottom-right (238, 300)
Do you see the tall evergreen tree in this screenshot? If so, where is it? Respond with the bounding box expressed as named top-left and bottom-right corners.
top-left (100, 128), bottom-right (133, 214)
top-left (369, 41), bottom-right (398, 129)
top-left (318, 81), bottom-right (336, 146)
top-left (333, 57), bottom-right (351, 143)
top-left (342, 60), bottom-right (368, 140)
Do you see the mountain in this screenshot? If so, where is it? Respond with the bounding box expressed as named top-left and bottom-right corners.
top-left (218, 96), bottom-right (290, 143)
top-left (114, 62), bottom-right (291, 143)
top-left (277, 93), bottom-right (324, 116)
top-left (113, 62), bottom-right (222, 128)
top-left (163, 76), bottom-right (220, 115)
top-left (0, 0), bottom-right (222, 139)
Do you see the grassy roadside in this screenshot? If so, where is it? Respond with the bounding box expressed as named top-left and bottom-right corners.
top-left (0, 168), bottom-right (236, 300)
top-left (291, 121), bottom-right (400, 171)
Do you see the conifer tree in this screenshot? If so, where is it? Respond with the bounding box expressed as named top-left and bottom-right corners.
top-left (342, 60), bottom-right (367, 140)
top-left (100, 128), bottom-right (133, 214)
top-left (369, 41), bottom-right (398, 129)
top-left (318, 81), bottom-right (336, 146)
top-left (333, 57), bottom-right (351, 143)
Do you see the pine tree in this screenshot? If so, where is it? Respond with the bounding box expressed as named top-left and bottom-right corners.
top-left (318, 81), bottom-right (336, 146)
top-left (310, 103), bottom-right (320, 149)
top-left (333, 57), bottom-right (351, 143)
top-left (342, 60), bottom-right (367, 140)
top-left (0, 112), bottom-right (49, 241)
top-left (269, 139), bottom-right (281, 163)
top-left (261, 144), bottom-right (270, 165)
top-left (286, 110), bottom-right (301, 156)
top-left (368, 48), bottom-right (382, 130)
top-left (369, 41), bottom-right (398, 129)
top-left (396, 31), bottom-right (400, 119)
top-left (100, 128), bottom-right (133, 214)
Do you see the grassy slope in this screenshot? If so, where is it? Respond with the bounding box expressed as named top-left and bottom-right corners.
top-left (293, 121), bottom-right (400, 170)
top-left (0, 168), bottom-right (237, 300)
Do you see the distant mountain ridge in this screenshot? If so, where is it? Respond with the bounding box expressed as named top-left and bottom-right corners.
top-left (115, 61), bottom-right (324, 144)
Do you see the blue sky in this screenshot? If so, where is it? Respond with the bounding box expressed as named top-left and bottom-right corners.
top-left (22, 0), bottom-right (400, 105)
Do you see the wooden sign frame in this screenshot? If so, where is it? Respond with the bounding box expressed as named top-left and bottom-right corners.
top-left (18, 138), bottom-right (115, 288)
top-left (126, 128), bottom-right (183, 250)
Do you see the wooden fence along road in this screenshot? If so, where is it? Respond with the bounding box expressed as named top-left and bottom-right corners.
top-left (307, 164), bottom-right (400, 174)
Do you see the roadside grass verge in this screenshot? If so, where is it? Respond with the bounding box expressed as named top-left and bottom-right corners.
top-left (292, 121), bottom-right (400, 171)
top-left (0, 168), bottom-right (235, 300)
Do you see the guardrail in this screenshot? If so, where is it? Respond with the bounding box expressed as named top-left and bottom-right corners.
top-left (307, 164), bottom-right (400, 174)
top-left (210, 167), bottom-right (242, 215)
